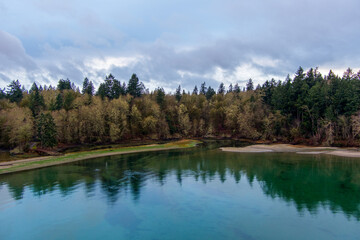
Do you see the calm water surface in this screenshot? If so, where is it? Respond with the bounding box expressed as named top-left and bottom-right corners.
top-left (0, 141), bottom-right (360, 239)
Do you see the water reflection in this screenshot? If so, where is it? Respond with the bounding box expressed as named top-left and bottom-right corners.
top-left (1, 144), bottom-right (360, 220)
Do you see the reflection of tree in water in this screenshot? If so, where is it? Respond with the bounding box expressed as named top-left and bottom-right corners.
top-left (1, 148), bottom-right (360, 219)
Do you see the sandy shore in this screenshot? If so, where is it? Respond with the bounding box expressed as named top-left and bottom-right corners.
top-left (220, 144), bottom-right (360, 158)
top-left (0, 140), bottom-right (200, 175)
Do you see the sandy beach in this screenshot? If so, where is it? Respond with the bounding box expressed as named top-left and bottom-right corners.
top-left (220, 144), bottom-right (360, 158)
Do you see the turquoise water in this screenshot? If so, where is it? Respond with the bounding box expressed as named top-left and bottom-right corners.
top-left (1, 142), bottom-right (360, 239)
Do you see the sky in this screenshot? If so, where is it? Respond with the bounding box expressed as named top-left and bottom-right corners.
top-left (0, 0), bottom-right (360, 92)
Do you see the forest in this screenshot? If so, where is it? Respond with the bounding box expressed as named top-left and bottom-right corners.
top-left (1, 67), bottom-right (360, 152)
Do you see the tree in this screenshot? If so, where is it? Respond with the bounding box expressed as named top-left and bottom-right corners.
top-left (246, 79), bottom-right (254, 91)
top-left (206, 86), bottom-right (216, 100)
top-left (127, 74), bottom-right (144, 98)
top-left (37, 113), bottom-right (57, 148)
top-left (29, 83), bottom-right (45, 116)
top-left (82, 77), bottom-right (94, 95)
top-left (0, 88), bottom-right (6, 99)
top-left (228, 84), bottom-right (233, 93)
top-left (175, 85), bottom-right (182, 102)
top-left (192, 86), bottom-right (198, 95)
top-left (156, 87), bottom-right (165, 108)
top-left (57, 79), bottom-right (72, 91)
top-left (97, 83), bottom-right (107, 100)
top-left (7, 80), bottom-right (23, 103)
top-left (234, 83), bottom-right (240, 93)
top-left (200, 82), bottom-right (207, 95)
top-left (99, 74), bottom-right (126, 99)
top-left (218, 83), bottom-right (225, 94)
top-left (130, 105), bottom-right (142, 136)
top-left (111, 78), bottom-right (124, 99)
top-left (55, 93), bottom-right (63, 110)
top-left (1, 107), bottom-right (33, 150)
top-left (63, 91), bottom-right (75, 111)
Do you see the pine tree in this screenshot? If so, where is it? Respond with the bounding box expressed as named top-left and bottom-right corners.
top-left (55, 93), bottom-right (63, 110)
top-left (96, 83), bottom-right (107, 100)
top-left (246, 79), bottom-right (254, 91)
top-left (234, 83), bottom-right (240, 93)
top-left (175, 85), bottom-right (182, 102)
top-left (127, 74), bottom-right (144, 97)
top-left (218, 83), bottom-right (225, 94)
top-left (37, 113), bottom-right (57, 148)
top-left (111, 78), bottom-right (123, 99)
top-left (0, 88), bottom-right (6, 99)
top-left (192, 85), bottom-right (198, 95)
top-left (156, 87), bottom-right (165, 108)
top-left (200, 82), bottom-right (207, 95)
top-left (29, 83), bottom-right (45, 117)
top-left (6, 80), bottom-right (23, 103)
top-left (228, 84), bottom-right (233, 93)
top-left (57, 79), bottom-right (72, 91)
top-left (63, 91), bottom-right (75, 111)
top-left (82, 77), bottom-right (94, 95)
top-left (206, 86), bottom-right (216, 100)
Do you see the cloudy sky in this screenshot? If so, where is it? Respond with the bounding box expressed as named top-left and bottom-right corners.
top-left (0, 0), bottom-right (359, 92)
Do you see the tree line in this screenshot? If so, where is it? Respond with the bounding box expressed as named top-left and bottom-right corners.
top-left (1, 67), bottom-right (360, 151)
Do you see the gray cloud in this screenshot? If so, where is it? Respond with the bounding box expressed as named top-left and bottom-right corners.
top-left (0, 30), bottom-right (37, 71)
top-left (1, 0), bottom-right (360, 90)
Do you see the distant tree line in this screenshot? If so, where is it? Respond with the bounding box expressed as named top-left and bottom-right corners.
top-left (1, 67), bottom-right (360, 151)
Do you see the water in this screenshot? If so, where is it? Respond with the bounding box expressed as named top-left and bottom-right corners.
top-left (0, 141), bottom-right (360, 239)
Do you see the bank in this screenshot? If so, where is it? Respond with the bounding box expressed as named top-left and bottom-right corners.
top-left (220, 144), bottom-right (360, 157)
top-left (0, 139), bottom-right (201, 175)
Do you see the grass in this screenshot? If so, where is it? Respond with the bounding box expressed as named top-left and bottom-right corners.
top-left (0, 139), bottom-right (201, 175)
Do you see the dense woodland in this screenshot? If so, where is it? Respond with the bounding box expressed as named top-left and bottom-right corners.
top-left (1, 67), bottom-right (360, 152)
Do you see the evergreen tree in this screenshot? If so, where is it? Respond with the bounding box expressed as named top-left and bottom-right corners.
top-left (63, 91), bottom-right (75, 111)
top-left (82, 77), bottom-right (94, 95)
top-left (127, 73), bottom-right (144, 98)
top-left (0, 88), bottom-right (6, 99)
top-left (206, 86), bottom-right (216, 100)
top-left (57, 79), bottom-right (72, 91)
top-left (246, 79), bottom-right (254, 91)
top-left (111, 78), bottom-right (123, 99)
top-left (234, 83), bottom-right (240, 93)
top-left (29, 83), bottom-right (45, 116)
top-left (156, 87), bottom-right (166, 108)
top-left (200, 82), bottom-right (207, 95)
top-left (55, 93), bottom-right (63, 110)
top-left (96, 83), bottom-right (107, 100)
top-left (218, 83), bottom-right (225, 94)
top-left (6, 80), bottom-right (23, 103)
top-left (228, 84), bottom-right (233, 93)
top-left (192, 85), bottom-right (198, 95)
top-left (175, 85), bottom-right (182, 102)
top-left (37, 113), bottom-right (57, 148)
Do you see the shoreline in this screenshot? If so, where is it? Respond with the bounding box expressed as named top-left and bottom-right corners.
top-left (0, 140), bottom-right (201, 175)
top-left (220, 144), bottom-right (360, 158)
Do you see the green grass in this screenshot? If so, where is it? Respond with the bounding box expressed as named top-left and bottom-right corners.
top-left (0, 139), bottom-right (201, 174)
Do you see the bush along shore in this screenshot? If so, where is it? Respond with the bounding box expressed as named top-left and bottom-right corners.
top-left (0, 140), bottom-right (201, 175)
